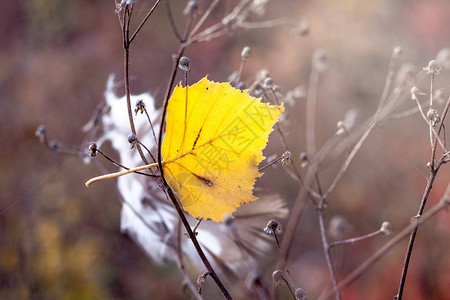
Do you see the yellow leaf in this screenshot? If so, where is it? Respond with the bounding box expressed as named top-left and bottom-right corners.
top-left (162, 77), bottom-right (284, 222)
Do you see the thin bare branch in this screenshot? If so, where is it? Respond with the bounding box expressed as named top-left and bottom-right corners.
top-left (413, 97), bottom-right (447, 153)
top-left (318, 203), bottom-right (342, 300)
top-left (319, 193), bottom-right (450, 300)
top-left (129, 0), bottom-right (162, 43)
top-left (176, 220), bottom-right (204, 300)
top-left (189, 0), bottom-right (220, 38)
top-left (431, 96), bottom-right (450, 163)
top-left (165, 0), bottom-right (182, 41)
top-left (395, 158), bottom-right (445, 299)
top-left (305, 58), bottom-right (320, 156)
top-left (329, 230), bottom-right (384, 249)
top-left (376, 48), bottom-right (401, 112)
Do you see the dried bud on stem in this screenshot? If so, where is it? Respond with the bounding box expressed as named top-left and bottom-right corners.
top-left (128, 134), bottom-right (137, 148)
top-left (183, 0), bottom-right (198, 15)
top-left (196, 271), bottom-right (210, 294)
top-left (300, 152), bottom-right (309, 168)
top-left (88, 142), bottom-right (97, 157)
top-left (253, 82), bottom-right (264, 96)
top-left (264, 220), bottom-right (281, 235)
top-left (410, 86), bottom-right (420, 101)
top-left (257, 69), bottom-right (270, 81)
top-left (245, 270), bottom-right (264, 292)
top-left (336, 109), bottom-right (359, 135)
top-left (49, 141), bottom-right (59, 151)
top-left (328, 215), bottom-right (352, 240)
top-left (241, 46), bottom-right (252, 60)
top-left (281, 151), bottom-right (292, 166)
top-left (134, 99), bottom-right (145, 115)
top-left (237, 81), bottom-right (246, 91)
top-left (393, 46), bottom-right (402, 56)
top-left (295, 288), bottom-right (307, 300)
top-left (380, 221), bottom-right (393, 235)
top-left (296, 20), bottom-right (309, 36)
top-left (222, 215), bottom-right (237, 231)
top-left (264, 77), bottom-right (274, 90)
top-left (313, 48), bottom-right (328, 72)
top-left (35, 125), bottom-right (47, 143)
top-left (336, 121), bottom-right (346, 136)
top-left (423, 60), bottom-right (441, 74)
top-left (426, 108), bottom-right (441, 126)
top-left (178, 56), bottom-right (191, 72)
top-left (272, 270), bottom-right (283, 287)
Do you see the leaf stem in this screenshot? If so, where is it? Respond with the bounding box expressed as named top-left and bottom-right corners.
top-left (95, 147), bottom-right (156, 178)
top-left (85, 162), bottom-right (160, 186)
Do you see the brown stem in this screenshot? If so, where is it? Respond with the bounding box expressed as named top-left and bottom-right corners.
top-left (274, 235), bottom-right (296, 297)
top-left (258, 151), bottom-right (290, 172)
top-left (176, 220), bottom-right (204, 300)
top-left (376, 48), bottom-right (400, 113)
top-left (165, 0), bottom-right (182, 41)
top-left (310, 161), bottom-right (341, 299)
top-left (280, 169), bottom-right (315, 259)
top-left (413, 97), bottom-right (446, 151)
top-left (268, 89), bottom-right (310, 189)
top-left (318, 194), bottom-right (450, 300)
top-left (137, 139), bottom-right (157, 164)
top-left (280, 87), bottom-right (402, 273)
top-left (431, 97), bottom-right (450, 165)
top-left (119, 4), bottom-right (231, 297)
top-left (188, 0), bottom-right (220, 39)
top-left (429, 73), bottom-right (435, 169)
top-left (395, 158), bottom-right (443, 299)
top-left (129, 0), bottom-right (162, 44)
top-left (305, 63), bottom-right (319, 156)
top-left (317, 201), bottom-right (341, 300)
top-left (233, 58), bottom-right (246, 86)
top-left (142, 105), bottom-right (159, 161)
top-left (157, 46), bottom-right (232, 299)
top-left (122, 7), bottom-right (150, 166)
top-left (328, 230), bottom-right (383, 249)
top-left (167, 187), bottom-right (232, 299)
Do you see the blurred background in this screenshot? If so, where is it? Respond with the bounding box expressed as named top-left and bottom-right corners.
top-left (1, 0), bottom-right (449, 299)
